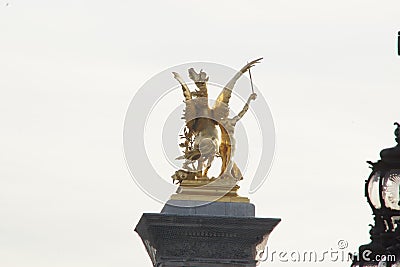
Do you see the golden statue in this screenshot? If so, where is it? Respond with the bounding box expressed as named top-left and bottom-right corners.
top-left (171, 58), bottom-right (262, 186)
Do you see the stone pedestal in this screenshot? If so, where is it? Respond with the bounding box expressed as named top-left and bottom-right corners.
top-left (135, 200), bottom-right (280, 267)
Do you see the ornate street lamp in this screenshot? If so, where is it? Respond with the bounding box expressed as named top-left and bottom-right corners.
top-left (352, 123), bottom-right (400, 267)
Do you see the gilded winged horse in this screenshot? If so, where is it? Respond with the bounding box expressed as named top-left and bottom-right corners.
top-left (171, 58), bottom-right (262, 183)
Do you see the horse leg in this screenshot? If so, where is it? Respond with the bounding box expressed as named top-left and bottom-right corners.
top-left (196, 158), bottom-right (204, 178)
top-left (203, 156), bottom-right (214, 177)
top-left (219, 144), bottom-right (229, 177)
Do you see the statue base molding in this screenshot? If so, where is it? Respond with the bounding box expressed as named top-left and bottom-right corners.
top-left (170, 178), bottom-right (250, 203)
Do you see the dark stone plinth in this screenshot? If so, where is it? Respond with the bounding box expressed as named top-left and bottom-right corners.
top-left (161, 200), bottom-right (255, 217)
top-left (135, 211), bottom-right (280, 267)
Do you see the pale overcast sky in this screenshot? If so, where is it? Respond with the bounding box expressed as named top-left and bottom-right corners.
top-left (1, 1), bottom-right (399, 267)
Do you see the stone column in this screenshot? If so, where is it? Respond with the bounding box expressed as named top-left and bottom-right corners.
top-left (135, 200), bottom-right (280, 267)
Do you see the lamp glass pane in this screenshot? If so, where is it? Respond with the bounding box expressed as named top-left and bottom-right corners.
top-left (382, 170), bottom-right (400, 210)
top-left (368, 172), bottom-right (382, 209)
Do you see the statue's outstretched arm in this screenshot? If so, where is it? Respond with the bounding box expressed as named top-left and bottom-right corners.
top-left (172, 72), bottom-right (192, 101)
top-left (233, 93), bottom-right (257, 123)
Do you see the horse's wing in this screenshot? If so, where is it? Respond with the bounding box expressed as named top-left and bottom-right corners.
top-left (212, 58), bottom-right (262, 120)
